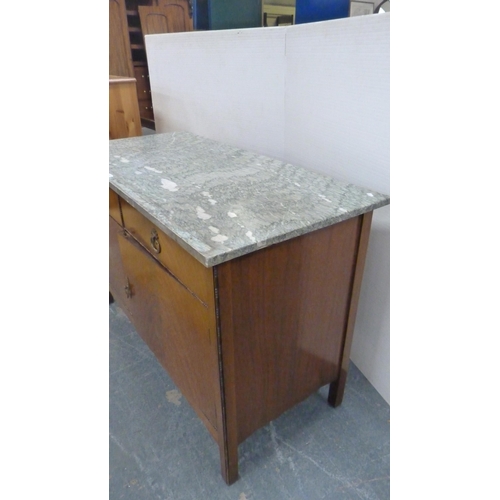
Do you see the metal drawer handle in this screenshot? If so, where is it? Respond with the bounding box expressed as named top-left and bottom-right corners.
top-left (150, 229), bottom-right (161, 253)
top-left (124, 278), bottom-right (133, 299)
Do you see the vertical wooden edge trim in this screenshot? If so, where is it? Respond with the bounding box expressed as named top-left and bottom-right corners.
top-left (117, 192), bottom-right (125, 227)
top-left (213, 266), bottom-right (239, 484)
top-left (109, 189), bottom-right (125, 227)
top-left (329, 212), bottom-right (374, 407)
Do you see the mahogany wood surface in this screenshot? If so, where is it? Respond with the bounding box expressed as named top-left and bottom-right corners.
top-left (216, 216), bottom-right (362, 445)
top-left (328, 211), bottom-right (373, 407)
top-left (133, 65), bottom-right (152, 104)
top-left (213, 267), bottom-right (239, 485)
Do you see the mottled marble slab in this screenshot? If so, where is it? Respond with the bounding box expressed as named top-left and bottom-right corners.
top-left (109, 132), bottom-right (390, 267)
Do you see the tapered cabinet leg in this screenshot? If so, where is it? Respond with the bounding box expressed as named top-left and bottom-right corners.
top-left (218, 438), bottom-right (239, 485)
top-left (328, 212), bottom-right (374, 409)
top-left (328, 371), bottom-right (347, 408)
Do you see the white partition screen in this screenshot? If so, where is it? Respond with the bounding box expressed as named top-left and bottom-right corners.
top-left (146, 13), bottom-right (390, 402)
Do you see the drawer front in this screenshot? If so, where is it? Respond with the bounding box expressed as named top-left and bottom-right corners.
top-left (109, 188), bottom-right (122, 225)
top-left (138, 99), bottom-right (154, 121)
top-left (117, 230), bottom-right (218, 430)
top-left (120, 197), bottom-right (213, 305)
top-left (133, 66), bottom-right (151, 100)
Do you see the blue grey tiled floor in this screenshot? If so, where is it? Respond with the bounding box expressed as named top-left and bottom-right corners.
top-left (109, 302), bottom-right (390, 500)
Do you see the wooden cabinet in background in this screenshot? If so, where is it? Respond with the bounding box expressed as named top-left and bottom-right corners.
top-left (109, 0), bottom-right (193, 129)
top-left (109, 76), bottom-right (142, 139)
top-left (109, 0), bottom-right (134, 78)
top-left (139, 1), bottom-right (193, 34)
top-left (133, 65), bottom-right (154, 121)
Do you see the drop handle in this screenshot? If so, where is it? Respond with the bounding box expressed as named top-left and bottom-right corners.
top-left (124, 278), bottom-right (133, 299)
top-left (150, 228), bottom-right (161, 253)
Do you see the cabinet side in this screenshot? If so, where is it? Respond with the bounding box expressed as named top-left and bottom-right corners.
top-left (216, 216), bottom-right (362, 444)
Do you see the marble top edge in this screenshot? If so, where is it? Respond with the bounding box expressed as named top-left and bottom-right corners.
top-left (109, 131), bottom-right (389, 268)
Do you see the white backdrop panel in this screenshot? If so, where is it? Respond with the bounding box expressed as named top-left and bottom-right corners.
top-left (284, 14), bottom-right (390, 403)
top-left (145, 14), bottom-right (390, 403)
top-left (146, 28), bottom-right (286, 159)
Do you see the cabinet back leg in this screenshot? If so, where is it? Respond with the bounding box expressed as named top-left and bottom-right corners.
top-left (328, 373), bottom-right (347, 407)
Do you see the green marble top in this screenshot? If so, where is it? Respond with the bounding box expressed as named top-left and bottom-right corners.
top-left (109, 132), bottom-right (389, 267)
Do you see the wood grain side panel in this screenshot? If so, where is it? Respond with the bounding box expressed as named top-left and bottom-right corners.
top-left (217, 217), bottom-right (362, 443)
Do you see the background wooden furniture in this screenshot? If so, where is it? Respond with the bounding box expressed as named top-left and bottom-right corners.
top-left (109, 76), bottom-right (142, 139)
top-left (156, 0), bottom-right (193, 30)
top-left (139, 5), bottom-right (192, 34)
top-left (109, 0), bottom-right (193, 128)
top-left (109, 0), bottom-right (135, 78)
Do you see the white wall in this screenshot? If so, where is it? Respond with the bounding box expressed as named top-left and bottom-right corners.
top-left (145, 13), bottom-right (390, 403)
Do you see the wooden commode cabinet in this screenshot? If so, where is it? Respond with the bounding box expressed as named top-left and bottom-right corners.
top-left (110, 189), bottom-right (374, 484)
top-left (109, 131), bottom-right (389, 485)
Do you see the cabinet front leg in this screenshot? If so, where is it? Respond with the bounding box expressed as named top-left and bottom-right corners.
top-left (218, 435), bottom-right (238, 485)
top-left (214, 266), bottom-right (239, 484)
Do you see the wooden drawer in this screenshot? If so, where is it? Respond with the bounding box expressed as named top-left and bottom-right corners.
top-left (120, 197), bottom-right (214, 305)
top-left (109, 188), bottom-right (122, 225)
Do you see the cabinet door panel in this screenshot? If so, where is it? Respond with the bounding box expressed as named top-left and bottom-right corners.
top-left (139, 4), bottom-right (193, 35)
top-left (156, 0), bottom-right (193, 31)
top-left (117, 231), bottom-right (218, 430)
